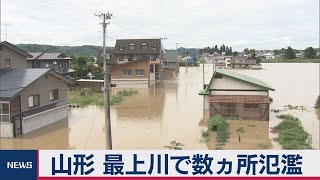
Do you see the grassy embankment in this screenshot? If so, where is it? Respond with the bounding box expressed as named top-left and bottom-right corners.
top-left (68, 88), bottom-right (138, 107)
top-left (262, 58), bottom-right (320, 63)
top-left (272, 114), bottom-right (311, 149)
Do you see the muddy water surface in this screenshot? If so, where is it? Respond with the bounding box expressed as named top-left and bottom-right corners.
top-left (0, 63), bottom-right (319, 150)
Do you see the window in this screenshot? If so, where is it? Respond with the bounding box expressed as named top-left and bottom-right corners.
top-left (28, 94), bottom-right (40, 108)
top-left (0, 103), bottom-right (10, 123)
top-left (60, 62), bottom-right (63, 69)
top-left (50, 89), bottom-right (59, 101)
top-left (120, 45), bottom-right (124, 51)
top-left (150, 55), bottom-right (156, 61)
top-left (152, 45), bottom-right (157, 50)
top-left (5, 58), bottom-right (10, 68)
top-left (136, 69), bottom-right (144, 76)
top-left (128, 55), bottom-right (133, 61)
top-left (65, 62), bottom-right (69, 68)
top-left (244, 103), bottom-right (259, 109)
top-left (123, 69), bottom-right (132, 76)
top-left (53, 61), bottom-right (57, 65)
top-left (129, 43), bottom-right (135, 50)
top-left (141, 43), bottom-right (148, 50)
top-left (45, 63), bottom-right (49, 68)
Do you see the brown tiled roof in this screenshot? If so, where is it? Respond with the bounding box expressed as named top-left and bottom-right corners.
top-left (114, 39), bottom-right (162, 55)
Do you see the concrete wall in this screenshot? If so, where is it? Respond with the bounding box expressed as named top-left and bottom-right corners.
top-left (18, 73), bottom-right (68, 113)
top-left (0, 123), bottom-right (13, 138)
top-left (111, 79), bottom-right (149, 89)
top-left (0, 46), bottom-right (27, 69)
top-left (22, 105), bottom-right (68, 134)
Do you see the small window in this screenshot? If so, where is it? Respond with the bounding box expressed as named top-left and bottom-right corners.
top-left (5, 58), bottom-right (11, 68)
top-left (45, 63), bottom-right (49, 68)
top-left (129, 43), bottom-right (135, 50)
top-left (136, 69), bottom-right (144, 76)
top-left (244, 103), bottom-right (259, 109)
top-left (123, 69), bottom-right (132, 76)
top-left (141, 43), bottom-right (148, 50)
top-left (65, 62), bottom-right (69, 68)
top-left (28, 94), bottom-right (40, 108)
top-left (50, 89), bottom-right (59, 101)
top-left (150, 55), bottom-right (156, 61)
top-left (120, 45), bottom-right (124, 51)
top-left (53, 61), bottom-right (57, 65)
top-left (152, 45), bottom-right (157, 50)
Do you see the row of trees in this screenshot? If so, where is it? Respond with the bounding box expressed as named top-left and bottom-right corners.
top-left (199, 44), bottom-right (238, 56)
top-left (280, 46), bottom-right (318, 59)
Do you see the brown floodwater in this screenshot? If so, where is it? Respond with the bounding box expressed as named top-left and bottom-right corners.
top-left (0, 63), bottom-right (319, 150)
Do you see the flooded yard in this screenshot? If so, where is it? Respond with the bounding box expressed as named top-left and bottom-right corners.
top-left (0, 63), bottom-right (319, 150)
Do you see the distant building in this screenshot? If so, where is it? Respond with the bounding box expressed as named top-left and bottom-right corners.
top-left (199, 69), bottom-right (274, 121)
top-left (27, 52), bottom-right (74, 75)
top-left (214, 56), bottom-right (256, 69)
top-left (264, 53), bottom-right (275, 59)
top-left (0, 69), bottom-right (71, 138)
top-left (296, 51), bottom-right (304, 58)
top-left (162, 51), bottom-right (179, 80)
top-left (113, 39), bottom-right (165, 85)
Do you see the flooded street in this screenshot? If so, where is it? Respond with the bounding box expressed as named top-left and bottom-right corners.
top-left (0, 63), bottom-right (319, 150)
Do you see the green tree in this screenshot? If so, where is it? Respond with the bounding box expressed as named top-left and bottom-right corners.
top-left (304, 47), bottom-right (317, 59)
top-left (250, 49), bottom-right (256, 59)
top-left (214, 45), bottom-right (219, 53)
top-left (284, 46), bottom-right (296, 59)
top-left (233, 51), bottom-right (239, 56)
top-left (244, 48), bottom-right (250, 54)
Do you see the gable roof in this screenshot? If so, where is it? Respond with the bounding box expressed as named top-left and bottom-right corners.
top-left (0, 69), bottom-right (71, 99)
top-left (0, 41), bottom-right (32, 58)
top-left (27, 52), bottom-right (72, 60)
top-left (163, 51), bottom-right (178, 63)
top-left (114, 39), bottom-right (162, 55)
top-left (207, 69), bottom-right (275, 91)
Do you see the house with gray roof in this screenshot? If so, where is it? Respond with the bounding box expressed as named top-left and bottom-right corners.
top-left (199, 69), bottom-right (274, 121)
top-left (0, 68), bottom-right (71, 138)
top-left (27, 52), bottom-right (74, 75)
top-left (162, 51), bottom-right (179, 80)
top-left (0, 41), bottom-right (32, 69)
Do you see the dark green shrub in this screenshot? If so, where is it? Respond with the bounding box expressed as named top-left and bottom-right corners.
top-left (80, 88), bottom-right (93, 96)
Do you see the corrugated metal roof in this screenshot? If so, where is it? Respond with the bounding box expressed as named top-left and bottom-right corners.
top-left (0, 69), bottom-right (51, 99)
top-left (212, 69), bottom-right (275, 91)
top-left (163, 51), bottom-right (178, 63)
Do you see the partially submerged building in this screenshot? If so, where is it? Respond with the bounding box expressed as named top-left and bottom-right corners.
top-left (0, 69), bottom-right (71, 138)
top-left (162, 51), bottom-right (179, 80)
top-left (199, 69), bottom-right (274, 121)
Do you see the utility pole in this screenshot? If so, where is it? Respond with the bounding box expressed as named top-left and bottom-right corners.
top-left (96, 12), bottom-right (113, 150)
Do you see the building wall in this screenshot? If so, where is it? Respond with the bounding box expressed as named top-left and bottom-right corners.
top-left (0, 46), bottom-right (27, 69)
top-left (162, 69), bottom-right (175, 80)
top-left (111, 59), bottom-right (150, 80)
top-left (18, 73), bottom-right (68, 113)
top-left (211, 90), bottom-right (267, 96)
top-left (78, 81), bottom-right (104, 92)
top-left (27, 60), bottom-right (69, 71)
top-left (209, 75), bottom-right (268, 91)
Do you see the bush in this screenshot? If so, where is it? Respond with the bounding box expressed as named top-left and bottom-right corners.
top-left (80, 88), bottom-right (93, 96)
top-left (272, 114), bottom-right (311, 149)
top-left (208, 115), bottom-right (230, 146)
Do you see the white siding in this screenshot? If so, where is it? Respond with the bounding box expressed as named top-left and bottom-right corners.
top-left (209, 75), bottom-right (267, 91)
top-left (0, 123), bottom-right (13, 138)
